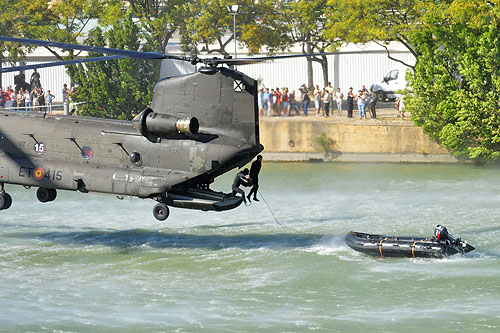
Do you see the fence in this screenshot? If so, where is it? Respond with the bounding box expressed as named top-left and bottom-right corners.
top-left (2, 101), bottom-right (85, 115)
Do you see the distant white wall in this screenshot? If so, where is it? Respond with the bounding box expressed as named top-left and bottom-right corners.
top-left (2, 43), bottom-right (416, 100)
top-left (1, 60), bottom-right (71, 101)
top-left (159, 50), bottom-right (416, 95)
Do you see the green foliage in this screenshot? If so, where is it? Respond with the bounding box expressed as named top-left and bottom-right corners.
top-left (6, 0), bottom-right (500, 164)
top-left (316, 132), bottom-right (335, 153)
top-left (406, 0), bottom-right (500, 162)
top-left (0, 0), bottom-right (36, 63)
top-left (180, 0), bottom-right (288, 55)
top-left (322, 0), bottom-right (500, 161)
top-left (1, 0), bottom-right (115, 61)
top-left (126, 0), bottom-right (185, 55)
top-left (66, 13), bottom-right (156, 120)
top-left (325, 0), bottom-right (421, 68)
top-left (282, 0), bottom-right (338, 86)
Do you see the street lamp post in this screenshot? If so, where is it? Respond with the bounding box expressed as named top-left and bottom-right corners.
top-left (227, 5), bottom-right (239, 59)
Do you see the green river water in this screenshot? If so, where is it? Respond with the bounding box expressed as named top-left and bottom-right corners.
top-left (0, 163), bottom-right (499, 332)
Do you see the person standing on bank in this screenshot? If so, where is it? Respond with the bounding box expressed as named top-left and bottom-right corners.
top-left (314, 85), bottom-right (322, 116)
top-left (322, 89), bottom-right (331, 117)
top-left (335, 87), bottom-right (344, 116)
top-left (357, 90), bottom-right (366, 119)
top-left (301, 87), bottom-right (310, 116)
top-left (369, 88), bottom-right (377, 119)
top-left (347, 87), bottom-right (354, 118)
top-left (46, 90), bottom-right (55, 113)
top-left (247, 155), bottom-right (263, 202)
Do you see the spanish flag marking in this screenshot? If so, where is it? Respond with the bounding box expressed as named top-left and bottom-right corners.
top-left (33, 167), bottom-right (45, 180)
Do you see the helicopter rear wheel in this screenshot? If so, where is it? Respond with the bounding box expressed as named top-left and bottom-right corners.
top-left (153, 203), bottom-right (170, 221)
top-left (0, 193), bottom-right (12, 210)
top-left (37, 188), bottom-right (57, 203)
top-left (48, 189), bottom-right (57, 201)
top-left (37, 188), bottom-right (51, 203)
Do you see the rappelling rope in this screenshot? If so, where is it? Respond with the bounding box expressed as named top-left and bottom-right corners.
top-left (257, 190), bottom-right (316, 241)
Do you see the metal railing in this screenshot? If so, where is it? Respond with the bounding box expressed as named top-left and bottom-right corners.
top-left (1, 101), bottom-right (85, 115)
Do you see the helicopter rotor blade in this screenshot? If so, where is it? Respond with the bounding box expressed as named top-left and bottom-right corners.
top-left (0, 55), bottom-right (126, 73)
top-left (208, 52), bottom-right (338, 66)
top-left (0, 36), bottom-right (192, 62)
top-left (0, 35), bottom-right (340, 70)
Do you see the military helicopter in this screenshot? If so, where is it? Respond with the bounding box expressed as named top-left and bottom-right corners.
top-left (0, 36), bottom-right (331, 220)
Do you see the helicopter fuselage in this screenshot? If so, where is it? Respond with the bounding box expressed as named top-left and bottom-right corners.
top-left (0, 68), bottom-right (263, 220)
top-left (0, 35), bottom-right (335, 222)
top-left (1, 111), bottom-right (189, 195)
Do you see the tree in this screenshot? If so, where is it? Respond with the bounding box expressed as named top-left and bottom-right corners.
top-left (5, 0), bottom-right (114, 60)
top-left (180, 0), bottom-right (288, 56)
top-left (406, 0), bottom-right (500, 162)
top-left (127, 0), bottom-right (186, 54)
top-left (0, 0), bottom-right (43, 86)
top-left (66, 13), bottom-right (156, 120)
top-left (325, 0), bottom-right (421, 69)
top-left (283, 0), bottom-right (339, 88)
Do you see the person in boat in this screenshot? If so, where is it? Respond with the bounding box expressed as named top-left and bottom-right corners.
top-left (232, 168), bottom-right (251, 205)
top-left (247, 155), bottom-right (262, 202)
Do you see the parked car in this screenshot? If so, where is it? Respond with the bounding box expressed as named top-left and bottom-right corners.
top-left (371, 66), bottom-right (411, 102)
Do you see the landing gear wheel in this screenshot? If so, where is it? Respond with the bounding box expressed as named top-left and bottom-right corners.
top-left (3, 193), bottom-right (12, 210)
top-left (153, 203), bottom-right (170, 221)
top-left (0, 193), bottom-right (12, 210)
top-left (48, 189), bottom-right (57, 202)
top-left (37, 188), bottom-right (51, 203)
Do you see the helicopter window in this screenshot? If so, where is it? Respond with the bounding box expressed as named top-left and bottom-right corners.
top-left (81, 146), bottom-right (93, 160)
top-left (34, 142), bottom-right (46, 155)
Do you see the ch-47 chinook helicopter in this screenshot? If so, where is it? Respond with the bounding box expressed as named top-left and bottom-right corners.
top-left (0, 36), bottom-right (331, 221)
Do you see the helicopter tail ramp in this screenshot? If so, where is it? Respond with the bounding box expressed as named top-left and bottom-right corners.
top-left (150, 67), bottom-right (263, 177)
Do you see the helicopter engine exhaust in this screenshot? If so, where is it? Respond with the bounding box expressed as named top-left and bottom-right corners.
top-left (133, 108), bottom-right (199, 139)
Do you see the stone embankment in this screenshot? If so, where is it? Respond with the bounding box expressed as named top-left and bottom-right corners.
top-left (259, 108), bottom-right (459, 163)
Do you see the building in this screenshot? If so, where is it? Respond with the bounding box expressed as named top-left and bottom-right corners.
top-left (2, 40), bottom-right (415, 101)
top-left (161, 41), bottom-right (416, 93)
top-left (1, 47), bottom-right (72, 102)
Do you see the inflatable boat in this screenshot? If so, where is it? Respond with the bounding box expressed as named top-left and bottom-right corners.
top-left (345, 225), bottom-right (474, 258)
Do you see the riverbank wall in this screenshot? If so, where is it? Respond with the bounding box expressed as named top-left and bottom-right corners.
top-left (259, 110), bottom-right (459, 163)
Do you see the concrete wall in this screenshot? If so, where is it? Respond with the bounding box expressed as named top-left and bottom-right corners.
top-left (259, 118), bottom-right (459, 163)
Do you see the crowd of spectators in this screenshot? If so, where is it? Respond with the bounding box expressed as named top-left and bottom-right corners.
top-left (0, 85), bottom-right (71, 113)
top-left (257, 82), bottom-right (379, 119)
top-left (2, 81), bottom-right (401, 119)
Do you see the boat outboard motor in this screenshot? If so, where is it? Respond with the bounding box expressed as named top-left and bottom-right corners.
top-left (434, 225), bottom-right (448, 241)
top-left (434, 225), bottom-right (458, 244)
